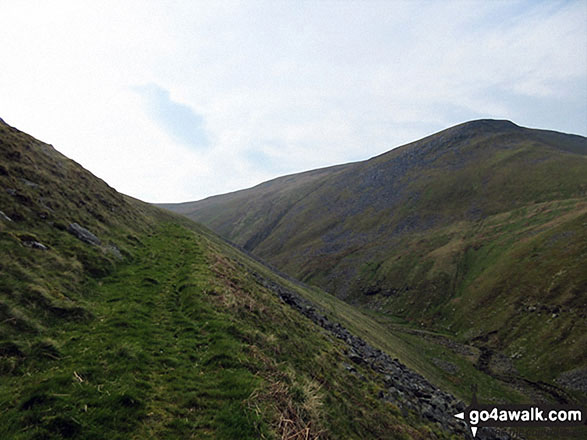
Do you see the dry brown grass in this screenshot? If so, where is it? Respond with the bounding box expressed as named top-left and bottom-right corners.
top-left (207, 248), bottom-right (273, 318)
top-left (206, 247), bottom-right (327, 439)
top-left (249, 374), bottom-right (325, 440)
top-left (243, 340), bottom-right (327, 440)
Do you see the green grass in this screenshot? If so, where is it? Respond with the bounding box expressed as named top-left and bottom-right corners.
top-left (1, 224), bottom-right (259, 439)
top-left (1, 221), bottom-right (449, 439)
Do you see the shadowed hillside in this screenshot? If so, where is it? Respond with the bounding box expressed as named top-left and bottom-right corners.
top-left (161, 120), bottom-right (587, 395)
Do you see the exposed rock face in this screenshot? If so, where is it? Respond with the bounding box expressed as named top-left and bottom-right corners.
top-left (253, 271), bottom-right (512, 440)
top-left (67, 223), bottom-right (101, 245)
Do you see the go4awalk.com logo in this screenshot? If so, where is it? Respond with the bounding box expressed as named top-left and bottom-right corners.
top-left (454, 397), bottom-right (585, 438)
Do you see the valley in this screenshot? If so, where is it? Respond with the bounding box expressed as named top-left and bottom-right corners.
top-left (162, 120), bottom-right (587, 438)
top-left (1, 118), bottom-right (585, 439)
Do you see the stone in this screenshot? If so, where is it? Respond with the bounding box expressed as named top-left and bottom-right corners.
top-left (68, 223), bottom-right (101, 245)
top-left (348, 350), bottom-right (364, 364)
top-left (107, 243), bottom-right (123, 260)
top-left (23, 241), bottom-right (48, 250)
top-left (20, 178), bottom-right (39, 188)
top-left (0, 210), bottom-right (12, 222)
top-left (249, 270), bottom-right (511, 439)
top-left (342, 362), bottom-right (356, 373)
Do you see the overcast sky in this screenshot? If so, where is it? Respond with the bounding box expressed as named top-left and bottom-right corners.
top-left (1, 0), bottom-right (586, 203)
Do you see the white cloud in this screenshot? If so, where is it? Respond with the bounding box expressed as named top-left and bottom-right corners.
top-left (0, 0), bottom-right (585, 203)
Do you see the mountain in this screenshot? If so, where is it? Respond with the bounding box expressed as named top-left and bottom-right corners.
top-left (0, 119), bottom-right (506, 439)
top-left (161, 120), bottom-right (587, 394)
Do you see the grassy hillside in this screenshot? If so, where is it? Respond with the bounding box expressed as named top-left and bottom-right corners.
top-left (161, 120), bottom-right (587, 392)
top-left (1, 119), bottom-right (475, 439)
top-left (158, 163), bottom-right (353, 252)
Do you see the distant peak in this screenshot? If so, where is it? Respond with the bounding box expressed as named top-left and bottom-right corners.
top-left (453, 119), bottom-right (521, 133)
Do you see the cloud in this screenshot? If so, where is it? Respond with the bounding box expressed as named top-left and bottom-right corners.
top-left (133, 84), bottom-right (209, 150)
top-left (0, 0), bottom-right (585, 203)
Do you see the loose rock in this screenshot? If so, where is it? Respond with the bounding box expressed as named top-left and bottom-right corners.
top-left (0, 210), bottom-right (12, 222)
top-left (68, 223), bottom-right (101, 245)
top-left (253, 271), bottom-right (511, 439)
top-left (23, 241), bottom-right (48, 250)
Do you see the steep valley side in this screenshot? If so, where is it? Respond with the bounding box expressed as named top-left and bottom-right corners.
top-left (161, 120), bottom-right (587, 402)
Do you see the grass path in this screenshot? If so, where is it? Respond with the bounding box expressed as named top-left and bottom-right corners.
top-left (1, 224), bottom-right (263, 439)
top-left (1, 222), bottom-right (463, 440)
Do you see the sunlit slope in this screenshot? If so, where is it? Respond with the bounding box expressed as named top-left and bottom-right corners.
top-left (162, 120), bottom-right (587, 384)
top-left (1, 119), bottom-right (462, 439)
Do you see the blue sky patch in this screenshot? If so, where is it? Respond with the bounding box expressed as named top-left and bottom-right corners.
top-left (134, 84), bottom-right (209, 150)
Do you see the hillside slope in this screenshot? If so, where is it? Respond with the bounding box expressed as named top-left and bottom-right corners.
top-left (162, 120), bottom-right (587, 389)
top-left (158, 163), bottom-right (353, 252)
top-left (0, 119), bottom-right (488, 439)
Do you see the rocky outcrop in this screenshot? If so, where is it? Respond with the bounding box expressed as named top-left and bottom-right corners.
top-left (253, 272), bottom-right (512, 440)
top-left (67, 223), bottom-right (101, 245)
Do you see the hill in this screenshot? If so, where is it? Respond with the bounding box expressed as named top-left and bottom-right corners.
top-left (161, 120), bottom-right (587, 395)
top-left (0, 118), bottom-right (493, 439)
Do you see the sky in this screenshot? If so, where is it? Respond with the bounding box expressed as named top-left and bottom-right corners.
top-left (1, 0), bottom-right (586, 203)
